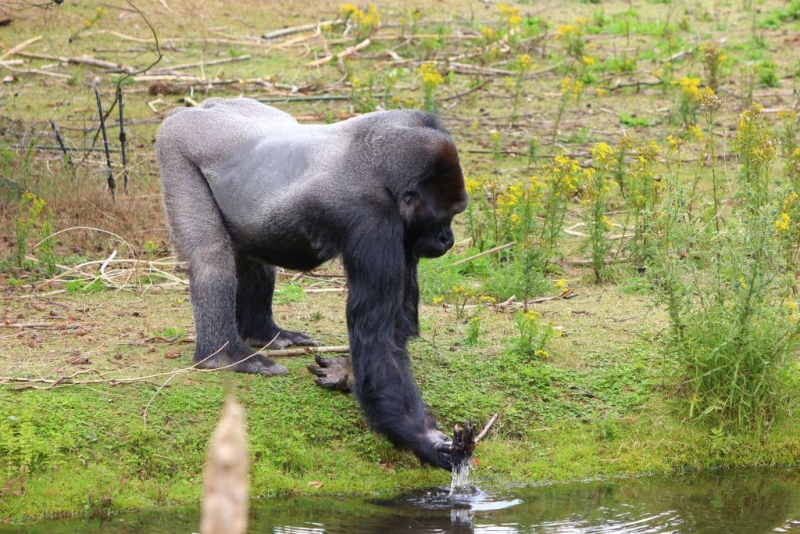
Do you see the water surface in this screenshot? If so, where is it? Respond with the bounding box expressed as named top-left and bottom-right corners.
top-left (5, 469), bottom-right (800, 533)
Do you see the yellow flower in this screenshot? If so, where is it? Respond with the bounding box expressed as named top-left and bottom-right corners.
top-left (774, 212), bottom-right (791, 232)
top-left (517, 54), bottom-right (534, 71)
top-left (556, 24), bottom-right (578, 38)
top-left (417, 62), bottom-right (444, 88)
top-left (581, 55), bottom-right (596, 66)
top-left (534, 349), bottom-right (550, 358)
top-left (667, 134), bottom-right (685, 152)
top-left (554, 278), bottom-right (567, 289)
top-left (480, 26), bottom-right (497, 42)
top-left (465, 178), bottom-right (482, 195)
top-left (787, 299), bottom-right (798, 321)
top-left (524, 310), bottom-right (541, 320)
top-left (432, 296), bottom-right (444, 304)
top-left (687, 125), bottom-right (703, 141)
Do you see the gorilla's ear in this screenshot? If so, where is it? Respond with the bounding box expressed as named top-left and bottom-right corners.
top-left (402, 190), bottom-right (418, 205)
top-left (421, 135), bottom-right (468, 215)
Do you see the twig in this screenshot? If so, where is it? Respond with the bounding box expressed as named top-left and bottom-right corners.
top-left (263, 19), bottom-right (342, 40)
top-left (48, 120), bottom-right (72, 167)
top-left (15, 52), bottom-right (135, 72)
top-left (263, 345), bottom-right (349, 357)
top-left (474, 413), bottom-right (499, 443)
top-left (150, 54), bottom-right (250, 74)
top-left (256, 95), bottom-right (350, 103)
top-left (0, 35), bottom-right (42, 61)
top-left (306, 38), bottom-right (370, 68)
top-left (451, 242), bottom-right (516, 267)
top-left (93, 87), bottom-right (116, 199)
top-left (435, 79), bottom-right (491, 103)
top-left (1, 323), bottom-right (50, 329)
top-left (117, 85), bottom-right (128, 193)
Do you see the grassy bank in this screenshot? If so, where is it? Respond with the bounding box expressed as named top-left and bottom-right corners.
top-left (2, 289), bottom-right (799, 522)
top-left (2, 0), bottom-right (800, 523)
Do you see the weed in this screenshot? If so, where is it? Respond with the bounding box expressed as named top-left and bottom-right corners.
top-left (509, 309), bottom-right (555, 360)
top-left (13, 192), bottom-right (57, 276)
top-left (416, 62), bottom-right (444, 113)
top-left (152, 326), bottom-right (186, 340)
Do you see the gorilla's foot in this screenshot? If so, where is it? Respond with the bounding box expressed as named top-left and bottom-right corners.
top-left (193, 350), bottom-right (289, 376)
top-left (243, 328), bottom-right (320, 350)
top-left (306, 355), bottom-right (353, 392)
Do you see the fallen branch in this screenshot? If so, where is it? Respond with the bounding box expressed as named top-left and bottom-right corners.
top-left (475, 412), bottom-right (499, 443)
top-left (16, 51), bottom-right (135, 73)
top-left (435, 79), bottom-right (491, 103)
top-left (451, 242), bottom-right (516, 267)
top-left (306, 38), bottom-right (370, 68)
top-left (150, 54), bottom-right (250, 74)
top-left (262, 345), bottom-right (349, 357)
top-left (0, 35), bottom-right (42, 61)
top-left (263, 19), bottom-right (342, 40)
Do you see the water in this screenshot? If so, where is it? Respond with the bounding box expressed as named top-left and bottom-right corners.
top-left (5, 469), bottom-right (800, 533)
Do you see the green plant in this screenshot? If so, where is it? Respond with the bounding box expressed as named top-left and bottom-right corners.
top-left (338, 3), bottom-right (381, 41)
top-left (580, 145), bottom-right (616, 283)
top-left (13, 191), bottom-right (57, 276)
top-left (151, 326), bottom-right (186, 340)
top-left (65, 279), bottom-right (106, 293)
top-left (509, 309), bottom-right (555, 360)
top-left (647, 102), bottom-right (799, 431)
top-left (756, 59), bottom-right (779, 87)
top-left (511, 54), bottom-right (534, 121)
top-left (416, 62), bottom-right (444, 113)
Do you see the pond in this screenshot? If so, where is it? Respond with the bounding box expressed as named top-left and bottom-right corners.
top-left (5, 469), bottom-right (800, 533)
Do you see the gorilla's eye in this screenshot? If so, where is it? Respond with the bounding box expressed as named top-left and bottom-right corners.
top-left (402, 191), bottom-right (418, 204)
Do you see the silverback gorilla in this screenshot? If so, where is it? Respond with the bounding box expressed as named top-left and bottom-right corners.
top-left (156, 98), bottom-right (469, 470)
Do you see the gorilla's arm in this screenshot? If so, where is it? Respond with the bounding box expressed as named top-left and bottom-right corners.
top-left (343, 220), bottom-right (451, 470)
top-left (397, 256), bottom-right (420, 344)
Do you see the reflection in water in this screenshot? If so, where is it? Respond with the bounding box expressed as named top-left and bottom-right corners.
top-left (5, 469), bottom-right (800, 533)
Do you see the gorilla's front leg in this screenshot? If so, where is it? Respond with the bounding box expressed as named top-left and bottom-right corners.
top-left (343, 236), bottom-right (454, 470)
top-left (188, 246), bottom-right (288, 376)
top-left (235, 255), bottom-right (320, 349)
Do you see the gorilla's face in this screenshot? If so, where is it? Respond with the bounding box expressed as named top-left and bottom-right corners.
top-left (412, 223), bottom-right (456, 258)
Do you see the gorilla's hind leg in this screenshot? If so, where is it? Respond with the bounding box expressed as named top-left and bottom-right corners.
top-left (159, 150), bottom-right (287, 376)
top-left (235, 255), bottom-right (320, 350)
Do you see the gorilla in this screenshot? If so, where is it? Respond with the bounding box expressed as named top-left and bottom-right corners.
top-left (156, 98), bottom-right (469, 470)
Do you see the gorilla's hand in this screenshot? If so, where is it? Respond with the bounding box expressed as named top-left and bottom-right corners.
top-left (306, 355), bottom-right (354, 392)
top-left (451, 422), bottom-right (476, 470)
top-left (419, 423), bottom-right (475, 471)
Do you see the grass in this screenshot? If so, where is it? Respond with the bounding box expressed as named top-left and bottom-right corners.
top-left (2, 0), bottom-right (800, 524)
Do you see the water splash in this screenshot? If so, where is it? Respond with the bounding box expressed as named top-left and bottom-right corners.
top-left (449, 460), bottom-right (474, 496)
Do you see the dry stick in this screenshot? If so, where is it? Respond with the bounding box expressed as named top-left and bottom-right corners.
top-left (9, 144), bottom-right (120, 153)
top-left (150, 54), bottom-right (250, 74)
top-left (263, 19), bottom-right (342, 40)
top-left (118, 85), bottom-right (128, 194)
top-left (0, 35), bottom-right (42, 61)
top-left (435, 79), bottom-right (491, 103)
top-left (265, 345), bottom-right (349, 357)
top-left (93, 87), bottom-right (116, 199)
top-left (15, 51), bottom-right (134, 72)
top-left (48, 120), bottom-right (72, 168)
top-left (474, 413), bottom-right (499, 444)
top-left (306, 38), bottom-right (371, 68)
top-left (450, 242), bottom-right (516, 267)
